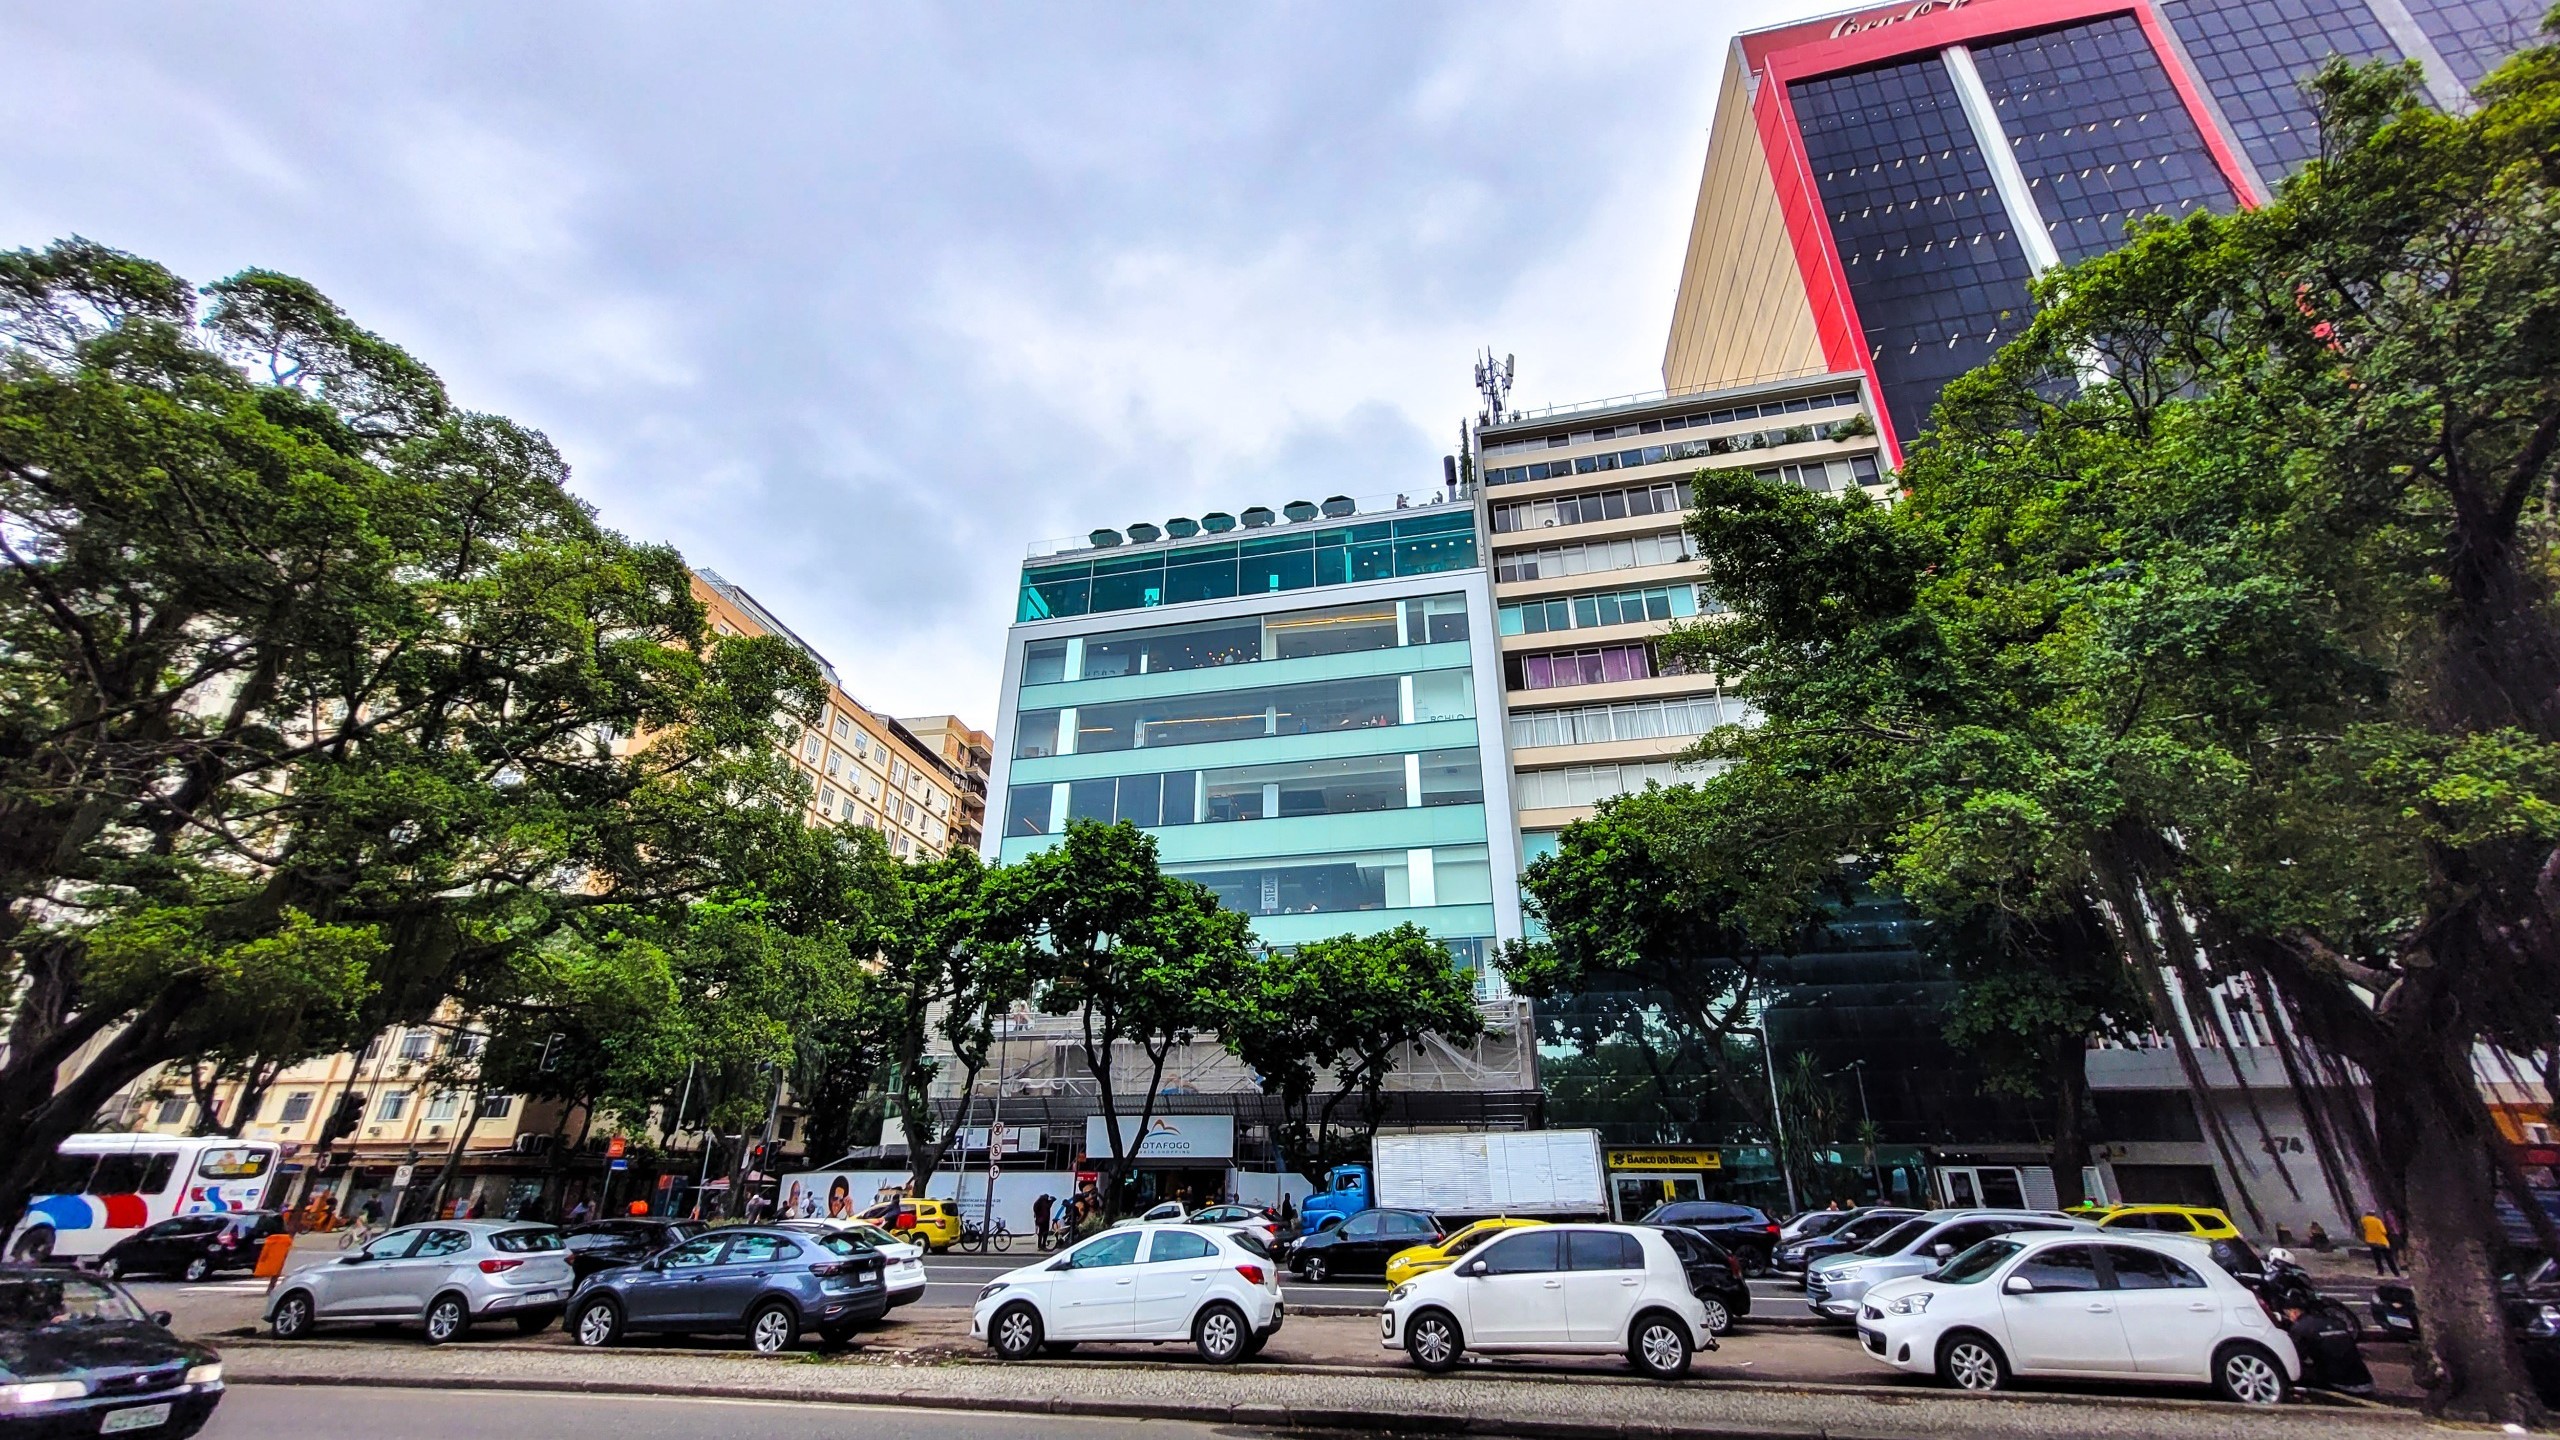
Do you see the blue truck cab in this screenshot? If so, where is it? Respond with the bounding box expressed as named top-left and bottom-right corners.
top-left (1299, 1164), bottom-right (1371, 1227)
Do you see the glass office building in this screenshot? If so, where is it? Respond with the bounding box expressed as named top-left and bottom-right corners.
top-left (1660, 0), bottom-right (2550, 463)
top-left (987, 495), bottom-right (1523, 965)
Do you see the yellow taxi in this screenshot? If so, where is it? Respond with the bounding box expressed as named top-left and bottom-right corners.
top-left (863, 1196), bottom-right (964, 1252)
top-left (1384, 1217), bottom-right (1545, 1286)
top-left (2094, 1203), bottom-right (2242, 1242)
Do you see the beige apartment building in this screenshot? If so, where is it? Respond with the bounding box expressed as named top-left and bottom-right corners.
top-left (1471, 371), bottom-right (1891, 857)
top-left (692, 569), bottom-right (971, 860)
top-left (893, 714), bottom-right (994, 854)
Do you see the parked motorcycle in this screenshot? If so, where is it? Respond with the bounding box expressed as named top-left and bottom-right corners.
top-left (2245, 1247), bottom-right (2374, 1395)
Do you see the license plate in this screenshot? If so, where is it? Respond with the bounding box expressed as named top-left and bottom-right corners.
top-left (102, 1404), bottom-right (173, 1434)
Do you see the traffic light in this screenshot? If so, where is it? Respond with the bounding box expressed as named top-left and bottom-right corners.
top-left (316, 1091), bottom-right (362, 1151)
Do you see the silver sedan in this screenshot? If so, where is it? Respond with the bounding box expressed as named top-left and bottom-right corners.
top-left (264, 1220), bottom-right (576, 1343)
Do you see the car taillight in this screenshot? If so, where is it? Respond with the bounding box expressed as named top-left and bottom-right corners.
top-left (1727, 1254), bottom-right (1744, 1279)
top-left (1764, 1224), bottom-right (1781, 1235)
top-left (1236, 1264), bottom-right (1268, 1286)
top-left (478, 1258), bottom-right (523, 1274)
top-left (810, 1260), bottom-right (852, 1277)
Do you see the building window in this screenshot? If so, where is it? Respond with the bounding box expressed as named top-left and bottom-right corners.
top-left (155, 1098), bottom-right (188, 1126)
top-left (1509, 694), bottom-right (1751, 749)
top-left (398, 1029), bottom-right (433, 1060)
top-left (1493, 532), bottom-right (1693, 583)
top-left (1515, 761), bottom-right (1688, 810)
top-left (1018, 509), bottom-right (1478, 622)
top-left (1170, 843), bottom-right (1493, 917)
top-left (1016, 668), bottom-right (1470, 761)
top-left (833, 714), bottom-right (852, 739)
top-left (1492, 480), bottom-right (1693, 533)
top-left (424, 1091), bottom-right (462, 1123)
top-left (480, 1094), bottom-right (515, 1120)
top-left (277, 1092), bottom-right (314, 1125)
top-left (375, 1091), bottom-right (409, 1122)
top-left (1499, 584), bottom-right (1699, 636)
top-left (1507, 644), bottom-right (1656, 691)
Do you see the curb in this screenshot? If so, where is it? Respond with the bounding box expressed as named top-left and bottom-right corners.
top-left (222, 1372), bottom-right (1951, 1440)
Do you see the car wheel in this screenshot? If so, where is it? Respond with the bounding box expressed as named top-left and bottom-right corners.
top-left (818, 1321), bottom-right (860, 1346)
top-left (1698, 1297), bottom-right (1732, 1336)
top-left (1741, 1250), bottom-right (1770, 1279)
top-left (1239, 1330), bottom-right (1268, 1360)
top-left (573, 1299), bottom-right (622, 1347)
top-left (1303, 1255), bottom-right (1328, 1284)
top-left (1404, 1308), bottom-right (1463, 1373)
top-left (98, 1256), bottom-right (123, 1280)
top-left (423, 1293), bottom-right (470, 1345)
top-left (1193, 1302), bottom-right (1249, 1364)
top-left (514, 1311), bottom-right (556, 1335)
top-left (989, 1302), bottom-right (1043, 1361)
top-left (2215, 1342), bottom-right (2290, 1407)
top-left (10, 1228), bottom-right (52, 1263)
top-left (1629, 1312), bottom-right (1692, 1380)
top-left (1041, 1341), bottom-right (1079, 1356)
top-left (1937, 1330), bottom-right (2010, 1393)
top-left (183, 1256), bottom-right (213, 1282)
top-left (747, 1301), bottom-right (797, 1355)
top-left (270, 1290), bottom-right (315, 1340)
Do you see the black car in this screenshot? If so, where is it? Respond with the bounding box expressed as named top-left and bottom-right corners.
top-left (97, 1213), bottom-right (286, 1284)
top-left (1657, 1226), bottom-right (1753, 1335)
top-left (0, 1267), bottom-right (224, 1439)
top-left (561, 1218), bottom-right (709, 1281)
top-left (1286, 1207), bottom-right (1441, 1283)
top-left (1772, 1207), bottom-right (1920, 1275)
top-left (568, 1226), bottom-right (890, 1353)
top-left (1636, 1201), bottom-right (1782, 1275)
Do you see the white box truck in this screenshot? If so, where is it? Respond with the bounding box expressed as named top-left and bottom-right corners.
top-left (1369, 1130), bottom-right (1608, 1218)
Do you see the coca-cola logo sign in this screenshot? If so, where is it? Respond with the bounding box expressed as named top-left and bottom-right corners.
top-left (1829, 0), bottom-right (1977, 40)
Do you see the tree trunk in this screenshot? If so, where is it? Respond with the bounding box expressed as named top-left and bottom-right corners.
top-left (424, 1090), bottom-right (487, 1219)
top-left (2048, 1038), bottom-right (2090, 1210)
top-left (2377, 1041), bottom-right (2548, 1425)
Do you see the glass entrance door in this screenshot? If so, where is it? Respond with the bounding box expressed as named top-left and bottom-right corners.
top-left (1611, 1173), bottom-right (1702, 1221)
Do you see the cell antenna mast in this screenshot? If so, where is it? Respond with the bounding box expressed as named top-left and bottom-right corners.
top-left (1474, 349), bottom-right (1515, 424)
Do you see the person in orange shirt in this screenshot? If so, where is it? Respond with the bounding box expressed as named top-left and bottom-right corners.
top-left (2360, 1211), bottom-right (2400, 1275)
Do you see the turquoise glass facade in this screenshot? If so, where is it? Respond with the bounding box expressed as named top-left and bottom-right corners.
top-left (988, 565), bottom-right (1520, 964)
top-left (1018, 509), bottom-right (1478, 623)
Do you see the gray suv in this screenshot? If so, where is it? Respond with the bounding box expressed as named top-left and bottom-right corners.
top-left (1803, 1209), bottom-right (2092, 1320)
top-left (265, 1220), bottom-right (575, 1342)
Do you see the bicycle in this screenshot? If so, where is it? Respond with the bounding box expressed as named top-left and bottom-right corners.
top-left (958, 1217), bottom-right (1014, 1254)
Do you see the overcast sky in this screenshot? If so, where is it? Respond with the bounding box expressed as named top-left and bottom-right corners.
top-left (3, 2), bottom-right (1808, 727)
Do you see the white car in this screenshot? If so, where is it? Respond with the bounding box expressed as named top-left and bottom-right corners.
top-left (780, 1219), bottom-right (927, 1308)
top-left (1857, 1229), bottom-right (2299, 1405)
top-left (1805, 1208), bottom-right (2092, 1319)
top-left (1380, 1224), bottom-right (1715, 1380)
top-left (264, 1220), bottom-right (576, 1343)
top-left (1185, 1203), bottom-right (1280, 1247)
top-left (973, 1222), bottom-right (1282, 1363)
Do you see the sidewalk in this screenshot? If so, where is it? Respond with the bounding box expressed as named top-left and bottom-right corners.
top-left (218, 1337), bottom-right (2476, 1440)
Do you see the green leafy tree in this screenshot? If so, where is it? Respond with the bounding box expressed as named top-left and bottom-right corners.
top-left (1221, 923), bottom-right (1484, 1186)
top-left (998, 820), bottom-right (1249, 1216)
top-left (0, 240), bottom-right (823, 1236)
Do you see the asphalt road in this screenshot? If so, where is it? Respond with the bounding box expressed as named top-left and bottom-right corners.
top-left (202, 1385), bottom-right (1279, 1440)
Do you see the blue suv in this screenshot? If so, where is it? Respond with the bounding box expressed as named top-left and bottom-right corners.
top-left (567, 1226), bottom-right (888, 1353)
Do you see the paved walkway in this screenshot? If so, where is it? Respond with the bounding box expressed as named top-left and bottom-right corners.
top-left (221, 1339), bottom-right (2483, 1440)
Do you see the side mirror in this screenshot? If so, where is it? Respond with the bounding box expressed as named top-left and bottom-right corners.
top-left (1932, 1244), bottom-right (1955, 1260)
top-left (2003, 1275), bottom-right (2034, 1294)
top-left (1464, 1259), bottom-right (1489, 1277)
top-left (337, 1253), bottom-right (366, 1265)
top-left (151, 1311), bottom-right (173, 1328)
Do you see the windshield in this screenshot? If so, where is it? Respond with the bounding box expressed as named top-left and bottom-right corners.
top-left (491, 1228), bottom-right (563, 1253)
top-left (1935, 1239), bottom-right (2023, 1284)
top-left (1861, 1218), bottom-right (1933, 1256)
top-left (1230, 1231), bottom-right (1274, 1260)
top-left (0, 1274), bottom-right (148, 1330)
top-left (1837, 1212), bottom-right (1908, 1245)
top-left (815, 1233), bottom-right (878, 1257)
top-left (845, 1225), bottom-right (902, 1248)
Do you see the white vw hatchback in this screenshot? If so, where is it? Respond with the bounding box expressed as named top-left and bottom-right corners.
top-left (972, 1222), bottom-right (1282, 1363)
top-left (1380, 1224), bottom-right (1715, 1380)
top-left (1857, 1229), bottom-right (2300, 1405)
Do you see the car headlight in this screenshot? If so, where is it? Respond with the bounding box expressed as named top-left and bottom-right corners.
top-left (184, 1363), bottom-right (223, 1386)
top-left (978, 1282), bottom-right (1007, 1302)
top-left (2, 1380), bottom-right (89, 1404)
top-left (2531, 1304), bottom-right (2560, 1339)
top-left (1886, 1293), bottom-right (1932, 1315)
top-left (1389, 1283), bottom-right (1412, 1302)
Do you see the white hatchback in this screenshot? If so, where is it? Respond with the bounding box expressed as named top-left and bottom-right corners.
top-left (972, 1222), bottom-right (1282, 1363)
top-left (1858, 1229), bottom-right (2299, 1405)
top-left (1380, 1224), bottom-right (1715, 1380)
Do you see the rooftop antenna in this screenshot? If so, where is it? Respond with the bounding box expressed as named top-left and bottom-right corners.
top-left (1474, 348), bottom-right (1515, 425)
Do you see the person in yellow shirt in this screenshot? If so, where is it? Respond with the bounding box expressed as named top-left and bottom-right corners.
top-left (2360, 1211), bottom-right (2400, 1275)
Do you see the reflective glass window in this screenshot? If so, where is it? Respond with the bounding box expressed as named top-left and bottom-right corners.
top-left (2162, 0), bottom-right (2405, 179)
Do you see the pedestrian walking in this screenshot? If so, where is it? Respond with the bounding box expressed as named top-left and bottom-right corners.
top-left (1031, 1193), bottom-right (1055, 1250)
top-left (2360, 1211), bottom-right (2400, 1275)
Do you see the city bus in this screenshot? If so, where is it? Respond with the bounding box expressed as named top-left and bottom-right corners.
top-left (6, 1133), bottom-right (284, 1263)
